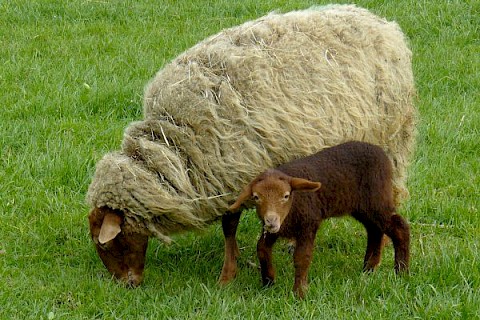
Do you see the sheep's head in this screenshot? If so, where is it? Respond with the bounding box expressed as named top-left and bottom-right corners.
top-left (229, 169), bottom-right (321, 233)
top-left (88, 207), bottom-right (148, 287)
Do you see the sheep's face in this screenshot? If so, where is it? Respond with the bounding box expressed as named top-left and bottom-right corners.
top-left (229, 170), bottom-right (321, 234)
top-left (88, 207), bottom-right (148, 287)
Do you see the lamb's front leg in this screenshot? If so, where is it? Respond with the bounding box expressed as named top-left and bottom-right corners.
top-left (257, 232), bottom-right (278, 286)
top-left (292, 237), bottom-right (315, 298)
top-left (219, 211), bottom-right (242, 284)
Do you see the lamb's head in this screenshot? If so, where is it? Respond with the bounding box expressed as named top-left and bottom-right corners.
top-left (88, 207), bottom-right (148, 286)
top-left (229, 169), bottom-right (321, 233)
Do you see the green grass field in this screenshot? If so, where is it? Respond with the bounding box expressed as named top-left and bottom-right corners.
top-left (1, 0), bottom-right (479, 318)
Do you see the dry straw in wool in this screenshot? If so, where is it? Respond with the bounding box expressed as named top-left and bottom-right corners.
top-left (87, 5), bottom-right (417, 242)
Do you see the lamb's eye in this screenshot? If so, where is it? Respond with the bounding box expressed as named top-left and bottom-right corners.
top-left (283, 193), bottom-right (290, 200)
top-left (252, 194), bottom-right (260, 202)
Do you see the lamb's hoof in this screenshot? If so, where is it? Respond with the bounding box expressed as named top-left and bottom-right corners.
top-left (262, 278), bottom-right (275, 287)
top-left (294, 288), bottom-right (307, 299)
top-left (394, 262), bottom-right (410, 275)
top-left (362, 265), bottom-right (377, 274)
top-left (293, 284), bottom-right (308, 299)
top-left (218, 272), bottom-right (236, 286)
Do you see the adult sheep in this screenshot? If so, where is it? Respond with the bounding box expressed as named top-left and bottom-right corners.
top-left (87, 4), bottom-right (416, 286)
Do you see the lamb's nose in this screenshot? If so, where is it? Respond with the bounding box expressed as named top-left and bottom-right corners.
top-left (264, 214), bottom-right (280, 233)
top-left (265, 215), bottom-right (277, 226)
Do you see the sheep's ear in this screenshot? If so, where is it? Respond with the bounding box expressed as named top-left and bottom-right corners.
top-left (228, 183), bottom-right (252, 213)
top-left (98, 212), bottom-right (122, 244)
top-left (290, 178), bottom-right (322, 192)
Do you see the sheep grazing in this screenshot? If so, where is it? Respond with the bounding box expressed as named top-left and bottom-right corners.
top-left (228, 141), bottom-right (411, 298)
top-left (86, 5), bottom-right (416, 286)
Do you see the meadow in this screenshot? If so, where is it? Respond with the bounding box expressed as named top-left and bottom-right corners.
top-left (1, 0), bottom-right (479, 318)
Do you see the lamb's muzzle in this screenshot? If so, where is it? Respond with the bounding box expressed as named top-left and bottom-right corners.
top-left (263, 213), bottom-right (281, 233)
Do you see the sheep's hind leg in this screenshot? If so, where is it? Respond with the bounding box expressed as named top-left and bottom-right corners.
top-left (219, 211), bottom-right (242, 284)
top-left (385, 213), bottom-right (410, 273)
top-left (257, 232), bottom-right (278, 287)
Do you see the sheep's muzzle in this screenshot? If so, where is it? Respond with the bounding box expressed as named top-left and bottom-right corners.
top-left (88, 207), bottom-right (149, 286)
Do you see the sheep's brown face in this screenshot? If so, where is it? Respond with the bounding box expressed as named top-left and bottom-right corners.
top-left (88, 207), bottom-right (148, 287)
top-left (229, 170), bottom-right (322, 234)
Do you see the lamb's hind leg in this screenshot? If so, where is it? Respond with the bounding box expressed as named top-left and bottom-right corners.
top-left (363, 223), bottom-right (386, 272)
top-left (219, 211), bottom-right (242, 284)
top-left (384, 213), bottom-right (410, 273)
top-left (354, 214), bottom-right (385, 272)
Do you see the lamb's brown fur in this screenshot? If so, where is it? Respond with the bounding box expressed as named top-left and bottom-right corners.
top-left (86, 5), bottom-right (416, 285)
top-left (228, 141), bottom-right (410, 298)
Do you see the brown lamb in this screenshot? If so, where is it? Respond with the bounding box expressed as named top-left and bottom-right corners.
top-left (227, 141), bottom-right (410, 298)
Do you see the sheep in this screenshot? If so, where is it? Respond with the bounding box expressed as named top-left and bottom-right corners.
top-left (228, 141), bottom-right (411, 298)
top-left (86, 5), bottom-right (416, 286)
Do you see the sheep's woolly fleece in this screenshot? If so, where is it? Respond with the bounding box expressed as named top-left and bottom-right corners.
top-left (87, 5), bottom-right (416, 242)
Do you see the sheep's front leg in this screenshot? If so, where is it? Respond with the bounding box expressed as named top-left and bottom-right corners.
top-left (292, 237), bottom-right (315, 298)
top-left (219, 211), bottom-right (242, 284)
top-left (257, 232), bottom-right (278, 286)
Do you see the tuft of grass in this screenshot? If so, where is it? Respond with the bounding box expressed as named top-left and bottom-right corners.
top-left (1, 0), bottom-right (479, 318)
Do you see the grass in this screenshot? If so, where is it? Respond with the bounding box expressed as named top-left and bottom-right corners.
top-left (1, 0), bottom-right (479, 318)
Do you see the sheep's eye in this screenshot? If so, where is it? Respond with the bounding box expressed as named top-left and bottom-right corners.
top-left (252, 194), bottom-right (260, 202)
top-left (283, 193), bottom-right (290, 200)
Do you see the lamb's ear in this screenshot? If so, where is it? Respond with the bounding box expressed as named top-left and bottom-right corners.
top-left (98, 212), bottom-right (123, 244)
top-left (228, 183), bottom-right (253, 213)
top-left (290, 177), bottom-right (322, 192)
